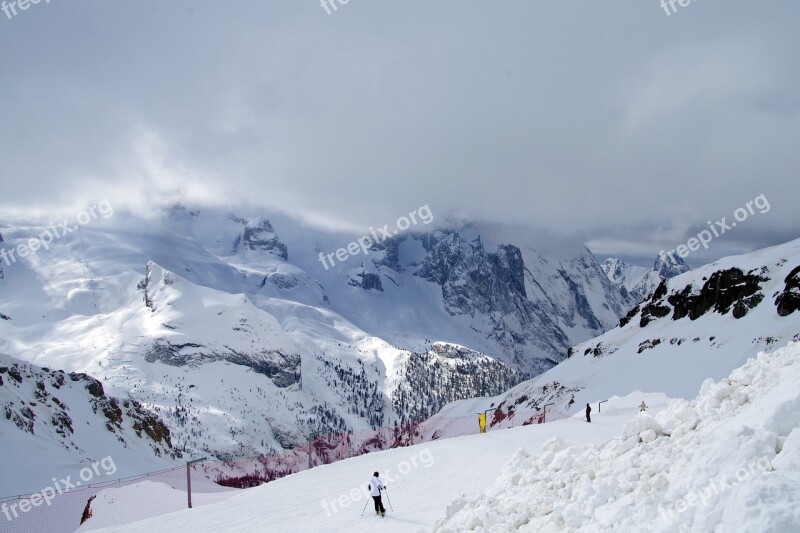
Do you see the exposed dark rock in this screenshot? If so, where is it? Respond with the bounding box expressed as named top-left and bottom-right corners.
top-left (582, 342), bottom-right (616, 358)
top-left (639, 301), bottom-right (671, 328)
top-left (52, 410), bottom-right (74, 437)
top-left (732, 294), bottom-right (764, 319)
top-left (50, 372), bottom-right (65, 389)
top-left (349, 272), bottom-right (383, 292)
top-left (133, 414), bottom-right (172, 444)
top-left (652, 280), bottom-right (669, 301)
top-left (371, 236), bottom-right (405, 272)
top-left (70, 373), bottom-right (105, 398)
top-left (667, 268), bottom-right (767, 321)
top-left (776, 265), bottom-right (800, 316)
top-left (7, 366), bottom-right (22, 383)
top-left (231, 217), bottom-right (288, 260)
top-left (637, 339), bottom-right (662, 354)
top-left (267, 273), bottom-right (300, 290)
top-left (140, 263), bottom-right (155, 311)
top-left (619, 304), bottom-right (641, 327)
top-left (5, 403), bottom-right (35, 434)
top-left (144, 339), bottom-right (301, 388)
top-left (631, 267), bottom-right (769, 327)
top-left (96, 397), bottom-right (123, 429)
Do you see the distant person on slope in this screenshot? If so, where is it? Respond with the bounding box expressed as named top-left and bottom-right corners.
top-left (585, 403), bottom-right (592, 423)
top-left (368, 472), bottom-right (386, 517)
top-left (639, 401), bottom-right (648, 412)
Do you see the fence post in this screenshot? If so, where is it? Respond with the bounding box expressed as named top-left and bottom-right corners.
top-left (186, 457), bottom-right (207, 509)
top-left (543, 403), bottom-right (555, 423)
top-left (598, 400), bottom-right (608, 413)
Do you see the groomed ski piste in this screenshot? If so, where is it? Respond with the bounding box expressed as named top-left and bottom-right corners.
top-left (82, 342), bottom-right (800, 532)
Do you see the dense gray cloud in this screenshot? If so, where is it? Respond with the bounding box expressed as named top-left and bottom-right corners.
top-left (1, 0), bottom-right (798, 265)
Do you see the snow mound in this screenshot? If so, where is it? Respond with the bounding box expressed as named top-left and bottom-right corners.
top-left (433, 342), bottom-right (800, 532)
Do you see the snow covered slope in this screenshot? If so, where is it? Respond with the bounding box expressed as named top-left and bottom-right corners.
top-left (82, 394), bottom-right (644, 533)
top-left (433, 342), bottom-right (800, 532)
top-left (82, 341), bottom-right (800, 532)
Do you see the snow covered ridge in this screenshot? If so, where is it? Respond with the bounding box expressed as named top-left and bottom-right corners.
top-left (433, 341), bottom-right (800, 532)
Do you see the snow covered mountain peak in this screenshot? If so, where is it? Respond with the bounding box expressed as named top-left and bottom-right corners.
top-left (654, 249), bottom-right (691, 279)
top-left (601, 250), bottom-right (691, 304)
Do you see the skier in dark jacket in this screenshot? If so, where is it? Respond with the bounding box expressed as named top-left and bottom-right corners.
top-left (585, 403), bottom-right (592, 423)
top-left (368, 472), bottom-right (386, 516)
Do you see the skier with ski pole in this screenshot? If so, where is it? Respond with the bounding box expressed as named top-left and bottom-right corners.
top-left (367, 471), bottom-right (387, 517)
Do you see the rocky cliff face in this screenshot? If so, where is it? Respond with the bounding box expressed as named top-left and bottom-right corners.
top-left (415, 233), bottom-right (527, 317)
top-left (231, 216), bottom-right (289, 260)
top-left (364, 228), bottom-right (633, 374)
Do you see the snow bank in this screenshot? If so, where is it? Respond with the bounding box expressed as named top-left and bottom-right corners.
top-left (433, 342), bottom-right (800, 532)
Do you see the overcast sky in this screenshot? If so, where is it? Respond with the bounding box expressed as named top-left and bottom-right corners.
top-left (1, 1), bottom-right (798, 265)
